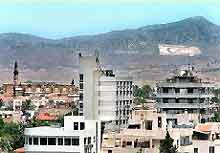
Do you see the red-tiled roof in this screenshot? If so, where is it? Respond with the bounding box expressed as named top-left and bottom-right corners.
top-left (196, 124), bottom-right (212, 132)
top-left (14, 147), bottom-right (25, 153)
top-left (36, 112), bottom-right (57, 121)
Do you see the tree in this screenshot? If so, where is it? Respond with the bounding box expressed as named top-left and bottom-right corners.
top-left (211, 112), bottom-right (220, 122)
top-left (21, 99), bottom-right (35, 111)
top-left (142, 85), bottom-right (153, 99)
top-left (133, 85), bottom-right (152, 99)
top-left (0, 119), bottom-right (24, 152)
top-left (134, 97), bottom-right (145, 105)
top-left (133, 85), bottom-right (153, 105)
top-left (160, 131), bottom-right (178, 153)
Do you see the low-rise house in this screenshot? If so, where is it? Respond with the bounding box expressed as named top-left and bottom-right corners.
top-left (193, 122), bottom-right (220, 153)
top-left (24, 116), bottom-right (102, 153)
top-left (101, 106), bottom-right (193, 153)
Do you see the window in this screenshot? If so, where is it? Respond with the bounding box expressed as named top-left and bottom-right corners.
top-left (180, 136), bottom-right (190, 146)
top-left (194, 148), bottom-right (198, 153)
top-left (88, 137), bottom-right (91, 144)
top-left (40, 137), bottom-right (47, 145)
top-left (79, 83), bottom-right (83, 89)
top-left (108, 150), bottom-right (112, 153)
top-left (209, 146), bottom-right (215, 153)
top-left (188, 88), bottom-right (193, 94)
top-left (74, 122), bottom-right (79, 130)
top-left (48, 137), bottom-right (56, 145)
top-left (127, 141), bottom-right (132, 146)
top-left (175, 88), bottom-right (180, 93)
top-left (158, 117), bottom-right (162, 128)
top-left (163, 88), bottom-right (168, 93)
top-left (72, 137), bottom-right (80, 145)
top-left (80, 122), bottom-right (85, 130)
top-left (58, 137), bottom-right (63, 145)
top-left (84, 138), bottom-right (87, 144)
top-left (141, 141), bottom-right (150, 148)
top-left (145, 120), bottom-right (153, 130)
top-left (64, 138), bottom-right (71, 146)
top-left (25, 136), bottom-right (28, 144)
top-left (163, 98), bottom-right (168, 103)
top-left (29, 137), bottom-right (32, 145)
top-left (33, 137), bottom-right (38, 145)
top-left (79, 74), bottom-right (83, 81)
top-left (80, 103), bottom-right (83, 108)
top-left (79, 93), bottom-right (83, 101)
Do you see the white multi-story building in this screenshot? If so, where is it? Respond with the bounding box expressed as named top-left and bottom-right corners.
top-left (24, 116), bottom-right (101, 153)
top-left (24, 53), bottom-right (133, 153)
top-left (78, 54), bottom-right (133, 128)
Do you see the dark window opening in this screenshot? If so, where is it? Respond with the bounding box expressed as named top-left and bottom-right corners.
top-left (40, 137), bottom-right (47, 145)
top-left (145, 120), bottom-right (153, 130)
top-left (79, 93), bottom-right (83, 101)
top-left (58, 137), bottom-right (63, 145)
top-left (194, 148), bottom-right (198, 153)
top-left (48, 138), bottom-right (56, 145)
top-left (72, 138), bottom-right (80, 145)
top-left (64, 138), bottom-right (71, 146)
top-left (29, 137), bottom-right (32, 145)
top-left (74, 122), bottom-right (78, 130)
top-left (209, 146), bottom-right (214, 153)
top-left (79, 83), bottom-right (83, 89)
top-left (33, 137), bottom-right (38, 145)
top-left (88, 137), bottom-right (91, 144)
top-left (79, 74), bottom-right (83, 81)
top-left (80, 122), bottom-right (85, 130)
top-left (158, 117), bottom-right (162, 128)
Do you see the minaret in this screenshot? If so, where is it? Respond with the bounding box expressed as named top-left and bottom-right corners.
top-left (13, 61), bottom-right (19, 97)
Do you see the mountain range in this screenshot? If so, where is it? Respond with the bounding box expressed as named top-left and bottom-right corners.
top-left (0, 16), bottom-right (220, 83)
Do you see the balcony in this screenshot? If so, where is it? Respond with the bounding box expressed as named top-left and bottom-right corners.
top-left (157, 103), bottom-right (209, 109)
top-left (156, 93), bottom-right (213, 99)
top-left (157, 82), bottom-right (214, 88)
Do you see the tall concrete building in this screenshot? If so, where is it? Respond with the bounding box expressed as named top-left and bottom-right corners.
top-left (156, 68), bottom-right (215, 124)
top-left (78, 54), bottom-right (133, 128)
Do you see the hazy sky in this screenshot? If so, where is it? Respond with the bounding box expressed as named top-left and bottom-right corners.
top-left (0, 4), bottom-right (220, 39)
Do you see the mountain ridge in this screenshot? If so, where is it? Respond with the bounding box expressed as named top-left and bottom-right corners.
top-left (1, 16), bottom-right (220, 83)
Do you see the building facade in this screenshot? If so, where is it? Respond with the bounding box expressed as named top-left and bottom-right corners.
top-left (3, 82), bottom-right (78, 97)
top-left (156, 68), bottom-right (215, 124)
top-left (193, 122), bottom-right (220, 153)
top-left (101, 106), bottom-right (193, 153)
top-left (78, 54), bottom-right (133, 128)
top-left (24, 116), bottom-right (101, 153)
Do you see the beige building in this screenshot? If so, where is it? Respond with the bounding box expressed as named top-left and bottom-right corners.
top-left (101, 106), bottom-right (193, 153)
top-left (193, 122), bottom-right (220, 153)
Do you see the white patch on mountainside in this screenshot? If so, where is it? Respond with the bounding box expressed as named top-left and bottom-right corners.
top-left (159, 44), bottom-right (201, 56)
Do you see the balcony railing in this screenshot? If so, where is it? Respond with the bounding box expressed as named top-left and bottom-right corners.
top-left (180, 142), bottom-right (193, 146)
top-left (157, 103), bottom-right (209, 109)
top-left (156, 93), bottom-right (213, 98)
top-left (157, 82), bottom-right (215, 88)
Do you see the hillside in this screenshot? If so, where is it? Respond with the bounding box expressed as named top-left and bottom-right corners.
top-left (1, 16), bottom-right (220, 83)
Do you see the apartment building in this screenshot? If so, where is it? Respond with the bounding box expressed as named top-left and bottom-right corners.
top-left (156, 68), bottom-right (215, 123)
top-left (101, 105), bottom-right (193, 153)
top-left (24, 116), bottom-right (101, 153)
top-left (78, 54), bottom-right (133, 128)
